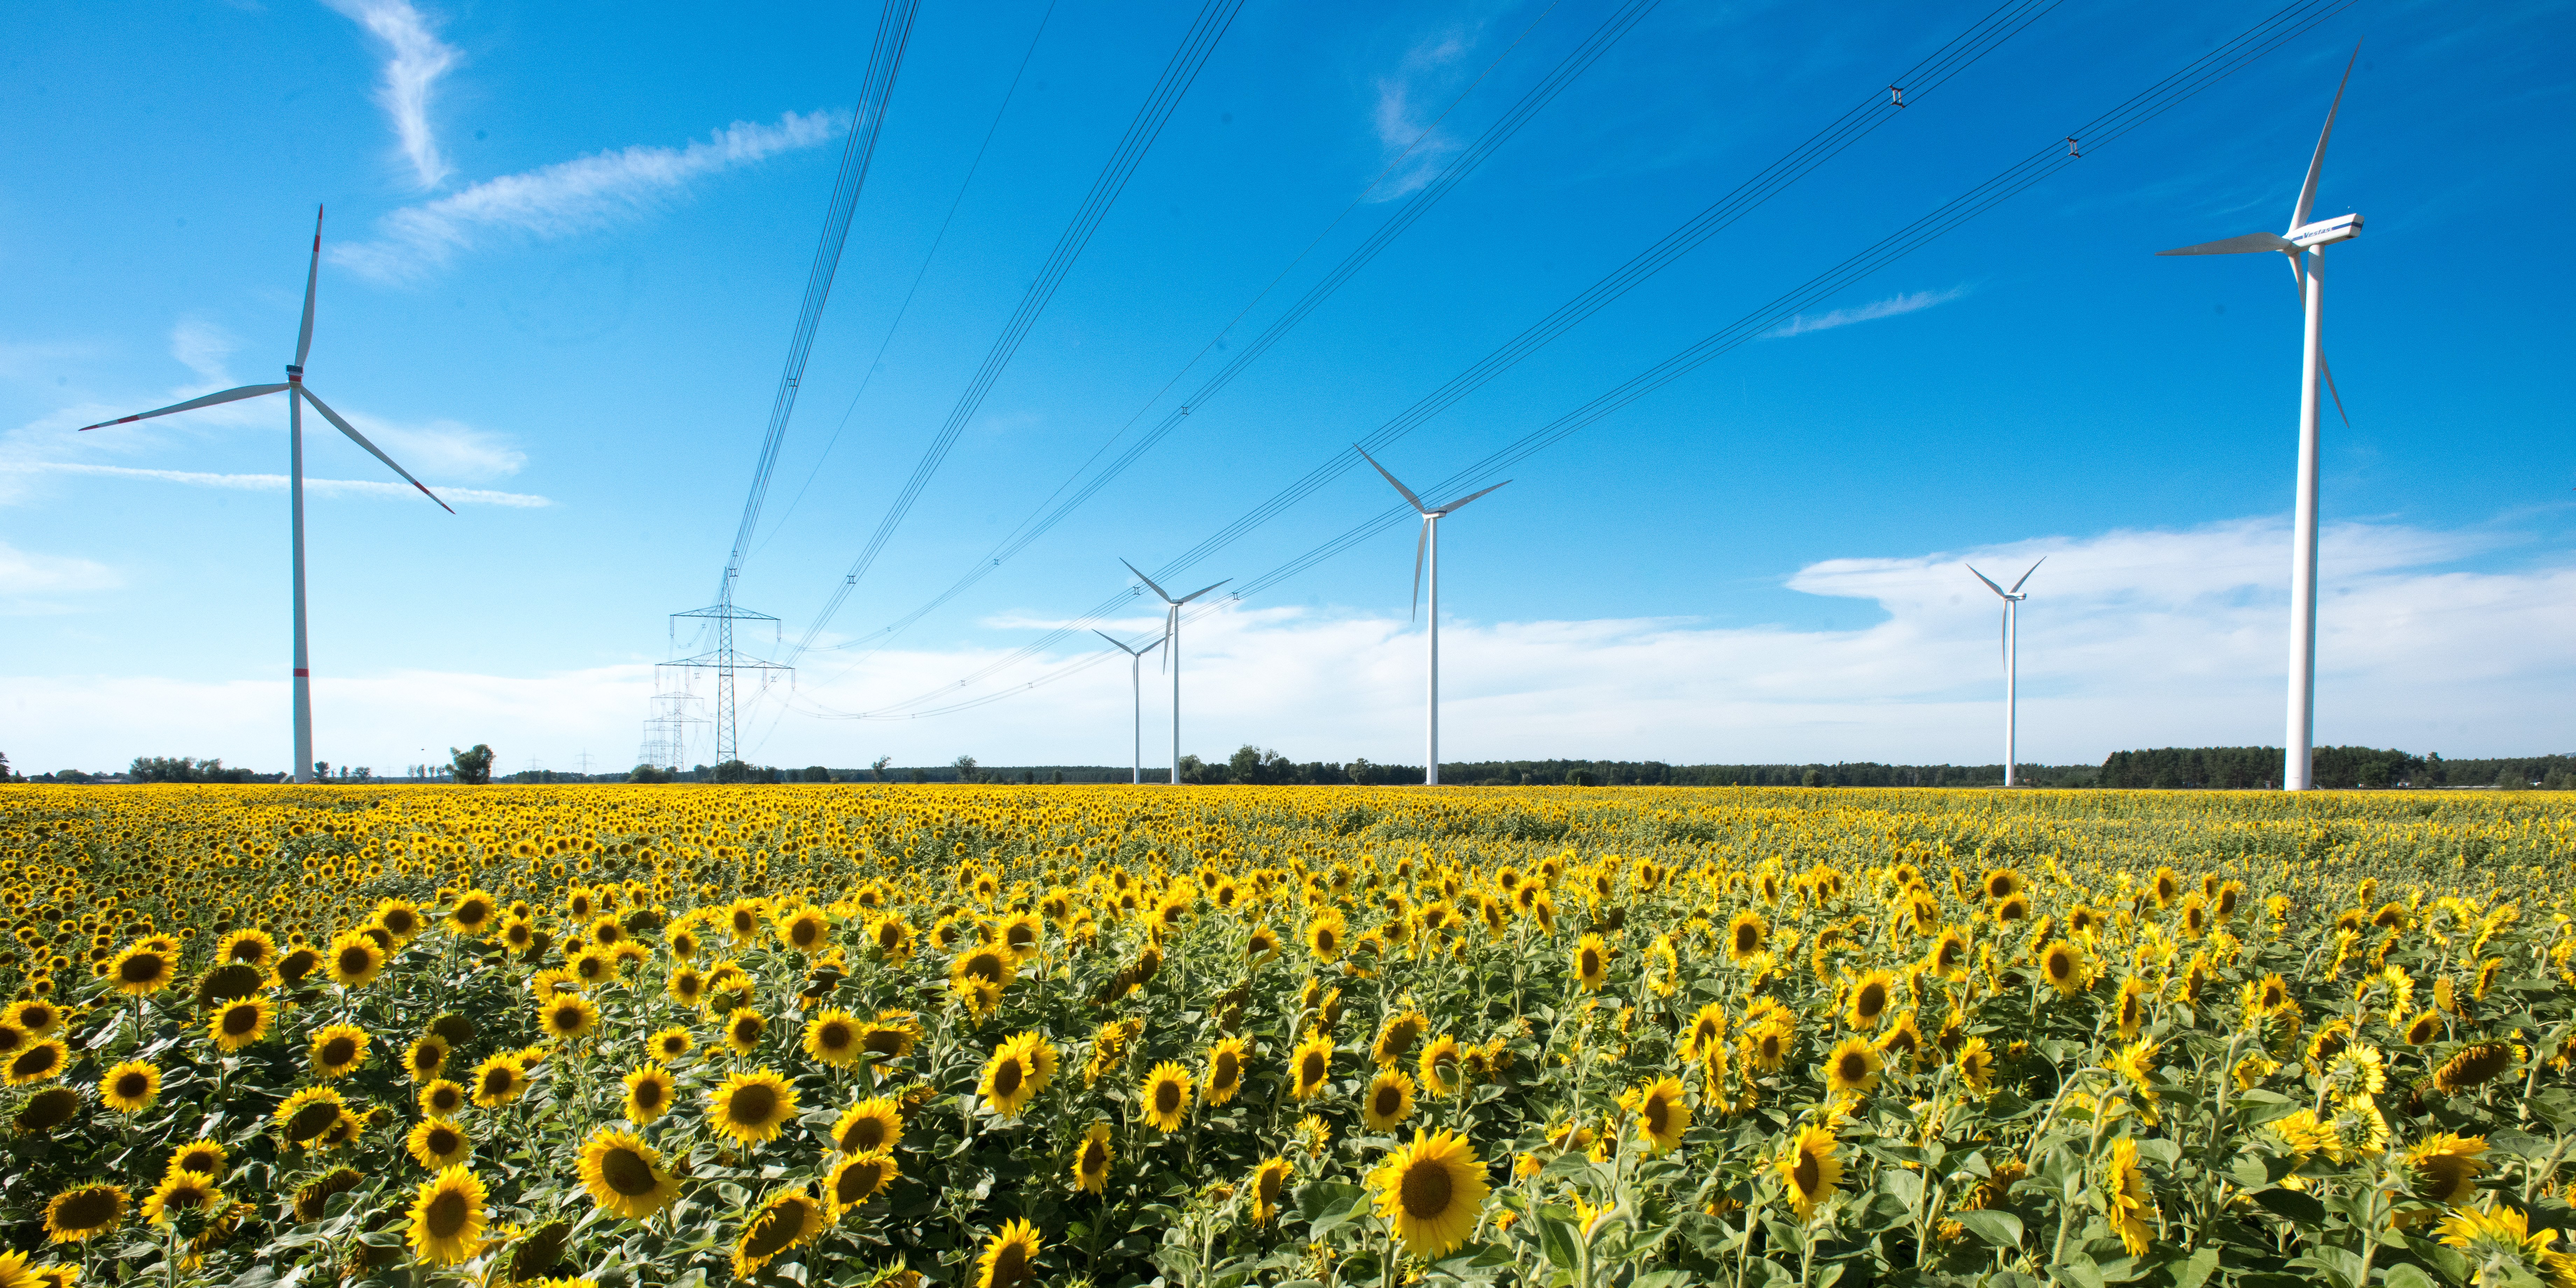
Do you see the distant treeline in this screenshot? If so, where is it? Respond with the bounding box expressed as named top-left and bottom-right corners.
top-left (2097, 747), bottom-right (2576, 791)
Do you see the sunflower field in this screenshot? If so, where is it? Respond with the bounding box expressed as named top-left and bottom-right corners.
top-left (4, 784), bottom-right (2576, 1288)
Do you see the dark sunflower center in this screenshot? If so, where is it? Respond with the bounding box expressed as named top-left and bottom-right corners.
top-left (482, 1069), bottom-right (515, 1096)
top-left (428, 1125), bottom-right (462, 1155)
top-left (838, 1161), bottom-right (884, 1202)
top-left (120, 954), bottom-right (166, 984)
top-left (636, 1080), bottom-right (665, 1109)
top-left (1794, 1152), bottom-right (1822, 1193)
top-left (879, 925), bottom-right (902, 949)
top-left (114, 1072), bottom-right (149, 1098)
top-left (1582, 951), bottom-right (1601, 975)
top-left (323, 1037), bottom-right (357, 1065)
top-left (1373, 1087), bottom-right (1399, 1116)
top-left (821, 1022), bottom-right (854, 1050)
top-left (601, 1147), bottom-right (659, 1196)
top-left (1080, 1141), bottom-right (1106, 1172)
top-left (425, 1190), bottom-right (469, 1238)
top-left (1736, 927), bottom-right (1759, 953)
top-left (1259, 1170), bottom-right (1283, 1204)
top-left (288, 1100), bottom-right (340, 1140)
top-left (1398, 1159), bottom-right (1452, 1219)
top-left (729, 1085), bottom-right (777, 1124)
top-left (744, 1204), bottom-right (806, 1259)
top-left (1156, 1081), bottom-right (1182, 1114)
top-left (1840, 1053), bottom-right (1867, 1082)
top-left (993, 1060), bottom-right (1024, 1096)
top-left (990, 1244), bottom-right (1029, 1287)
top-left (58, 1186), bottom-right (121, 1228)
top-left (1645, 1098), bottom-right (1670, 1133)
top-left (1302, 1054), bottom-right (1325, 1084)
top-left (1858, 985), bottom-right (1885, 1016)
top-left (1215, 1053), bottom-right (1239, 1086)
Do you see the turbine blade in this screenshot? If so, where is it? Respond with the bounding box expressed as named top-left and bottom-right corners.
top-left (1175, 579), bottom-right (1229, 605)
top-left (1410, 521), bottom-right (1427, 622)
top-left (1435, 479), bottom-right (1511, 513)
top-left (295, 386), bottom-right (455, 514)
top-left (2322, 354), bottom-right (2350, 427)
top-left (1120, 557), bottom-right (1175, 604)
top-left (2156, 231), bottom-right (2299, 256)
top-left (1093, 629), bottom-right (1134, 656)
top-left (295, 204), bottom-right (324, 369)
top-left (77, 382), bottom-right (289, 430)
top-left (2009, 556), bottom-right (2046, 594)
top-left (2286, 258), bottom-right (2353, 427)
top-left (2000, 605), bottom-right (2009, 670)
top-left (1159, 606), bottom-right (1174, 673)
top-left (2291, 42), bottom-right (2361, 233)
top-left (1966, 564), bottom-right (2008, 598)
top-left (1353, 443), bottom-right (1429, 513)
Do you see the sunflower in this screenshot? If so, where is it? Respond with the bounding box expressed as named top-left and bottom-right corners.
top-left (861, 1011), bottom-right (924, 1066)
top-left (274, 1086), bottom-right (350, 1148)
top-left (1306, 910), bottom-right (1348, 962)
top-left (2037, 940), bottom-right (2088, 996)
top-left (1727, 912), bottom-right (1768, 964)
top-left (999, 912), bottom-right (1044, 962)
top-left (828, 1150), bottom-right (899, 1216)
top-left (1141, 1061), bottom-right (1195, 1133)
top-left (950, 944), bottom-right (1017, 995)
top-left (214, 929), bottom-right (277, 969)
top-left (404, 1116), bottom-right (472, 1169)
top-left (448, 889), bottom-right (500, 935)
top-left (326, 932), bottom-right (386, 988)
top-left (729, 1187), bottom-right (827, 1278)
top-left (1779, 1125), bottom-right (1842, 1220)
top-left (2104, 1137), bottom-right (2154, 1256)
top-left (2409, 1133), bottom-right (2489, 1203)
top-left (540, 996), bottom-right (600, 1044)
top-left (1416, 1034), bottom-right (1464, 1099)
top-left (167, 1140), bottom-right (226, 1178)
top-left (43, 1183), bottom-right (127, 1244)
top-left (1373, 1010), bottom-right (1429, 1067)
top-left (405, 1034), bottom-right (450, 1082)
top-left (775, 907), bottom-right (833, 956)
top-left (578, 1127), bottom-right (680, 1220)
top-left (1250, 1157), bottom-right (1295, 1224)
top-left (1743, 1015), bottom-right (1794, 1072)
top-left (867, 915), bottom-right (915, 962)
top-left (622, 1064), bottom-right (676, 1125)
top-left (975, 1218), bottom-right (1042, 1288)
top-left (5, 1000), bottom-right (63, 1037)
top-left (709, 1068), bottom-right (800, 1145)
top-left (1847, 970), bottom-right (1895, 1029)
top-left (100, 1060), bottom-right (160, 1114)
top-left (2436, 1043), bottom-right (2520, 1095)
top-left (468, 1054), bottom-right (530, 1108)
top-left (980, 1032), bottom-right (1057, 1118)
top-left (1823, 1037), bottom-right (1882, 1098)
top-left (107, 943), bottom-right (177, 996)
top-left (1037, 1114), bottom-right (1105, 1197)
top-left (1248, 925), bottom-right (1282, 962)
top-left (1680, 1003), bottom-right (1729, 1064)
top-left (1362, 1068), bottom-right (1416, 1131)
top-left (406, 1165), bottom-right (488, 1266)
top-left (2402, 1009), bottom-right (2443, 1046)
top-left (1571, 933), bottom-right (1612, 991)
top-left (6, 1039), bottom-right (68, 1086)
top-left (1626, 1076), bottom-right (1689, 1155)
top-left (721, 1007), bottom-right (767, 1057)
top-left (831, 1098), bottom-right (905, 1155)
top-left (803, 1009), bottom-right (865, 1066)
top-left (2434, 1204), bottom-right (2576, 1288)
top-left (1370, 1129), bottom-right (1487, 1256)
top-left (2113, 976), bottom-right (2151, 1040)
top-left (2243, 972), bottom-right (2291, 1017)
top-left (419, 1079), bottom-right (468, 1119)
top-left (666, 966), bottom-right (707, 1009)
top-left (1203, 1036), bottom-right (1252, 1107)
top-left (309, 1024), bottom-right (371, 1078)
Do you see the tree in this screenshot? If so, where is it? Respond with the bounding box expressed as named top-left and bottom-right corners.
top-left (1049, 770), bottom-right (1065, 785)
top-left (628, 764), bottom-right (674, 784)
top-left (450, 744), bottom-right (496, 785)
top-left (802, 765), bottom-right (832, 784)
top-left (1568, 768), bottom-right (1599, 787)
top-left (0, 751), bottom-right (13, 781)
top-left (870, 756), bottom-right (892, 781)
top-left (910, 768), bottom-right (930, 784)
top-left (952, 755), bottom-right (979, 783)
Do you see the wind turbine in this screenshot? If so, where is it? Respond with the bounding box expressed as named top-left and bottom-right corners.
top-left (2157, 45), bottom-right (2362, 790)
top-left (1354, 446), bottom-right (1506, 788)
top-left (1966, 558), bottom-right (2043, 787)
top-left (1119, 560), bottom-right (1226, 786)
top-left (1093, 628), bottom-right (1164, 785)
top-left (77, 206), bottom-right (454, 784)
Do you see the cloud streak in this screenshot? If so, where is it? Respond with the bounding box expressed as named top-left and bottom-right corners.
top-left (330, 111), bottom-right (841, 281)
top-left (10, 461), bottom-right (550, 507)
top-left (324, 0), bottom-right (461, 190)
top-left (1763, 285), bottom-right (1970, 339)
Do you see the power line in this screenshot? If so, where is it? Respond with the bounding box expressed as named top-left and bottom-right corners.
top-left (779, 0), bottom-right (2064, 713)
top-left (750, 0), bottom-right (1064, 563)
top-left (790, 0), bottom-right (1636, 664)
top-left (781, 0), bottom-right (2358, 723)
top-left (786, 0), bottom-right (1253, 658)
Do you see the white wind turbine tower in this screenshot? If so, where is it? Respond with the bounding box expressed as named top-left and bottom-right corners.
top-left (1093, 628), bottom-right (1164, 785)
top-left (1354, 446), bottom-right (1507, 788)
top-left (79, 207), bottom-right (454, 785)
top-left (1119, 561), bottom-right (1226, 786)
top-left (1966, 558), bottom-right (2043, 787)
top-left (2158, 45), bottom-right (2363, 791)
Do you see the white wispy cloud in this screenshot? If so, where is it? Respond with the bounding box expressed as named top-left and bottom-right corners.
top-left (324, 0), bottom-right (461, 190)
top-left (9, 462), bottom-right (550, 508)
top-left (1764, 285), bottom-right (1971, 339)
top-left (1367, 29), bottom-right (1475, 202)
top-left (0, 541), bottom-right (121, 601)
top-left (330, 111), bottom-right (842, 281)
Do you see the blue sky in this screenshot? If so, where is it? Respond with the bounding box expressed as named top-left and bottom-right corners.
top-left (4, 0), bottom-right (2570, 775)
